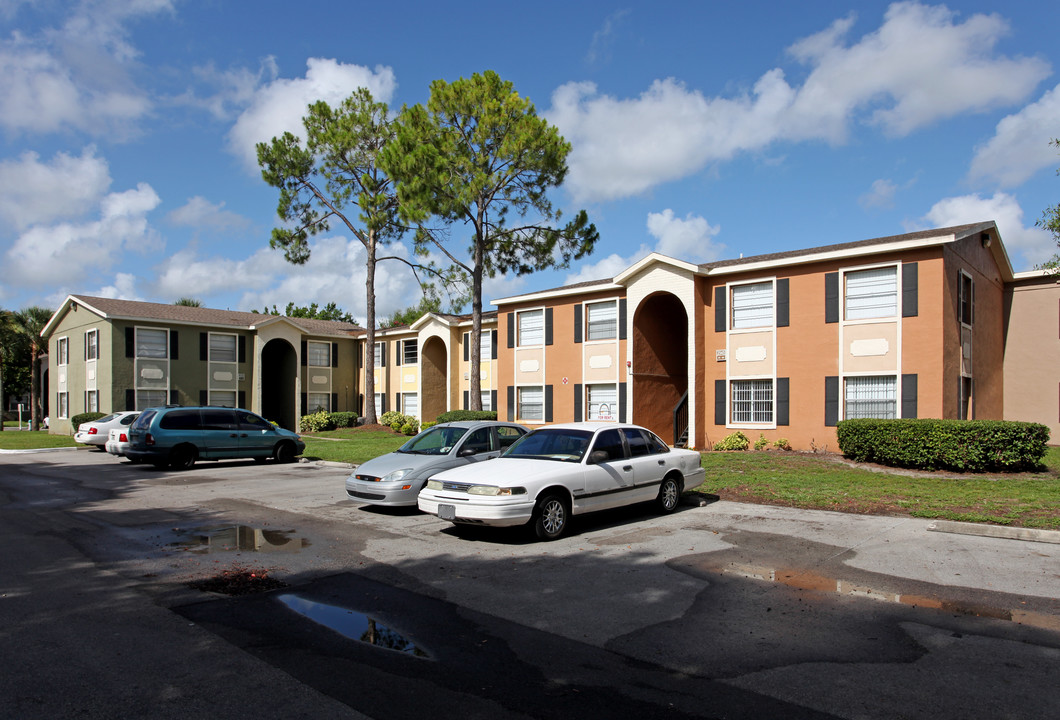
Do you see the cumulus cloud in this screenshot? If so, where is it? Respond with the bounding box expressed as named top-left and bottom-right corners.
top-left (586, 9), bottom-right (631, 65)
top-left (915, 192), bottom-right (1053, 270)
top-left (859, 179), bottom-right (899, 209)
top-left (552, 2), bottom-right (1051, 202)
top-left (227, 58), bottom-right (398, 172)
top-left (2, 182), bottom-right (162, 286)
top-left (968, 84), bottom-right (1060, 188)
top-left (0, 146), bottom-right (111, 229)
top-left (166, 196), bottom-right (252, 233)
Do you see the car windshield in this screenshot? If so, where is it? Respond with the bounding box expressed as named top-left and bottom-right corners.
top-left (398, 425), bottom-right (469, 455)
top-left (94, 413), bottom-right (118, 424)
top-left (503, 428), bottom-right (593, 463)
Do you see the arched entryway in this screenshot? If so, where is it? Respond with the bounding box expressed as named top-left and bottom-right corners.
top-left (632, 292), bottom-right (688, 444)
top-left (421, 336), bottom-right (448, 423)
top-left (261, 339), bottom-right (297, 430)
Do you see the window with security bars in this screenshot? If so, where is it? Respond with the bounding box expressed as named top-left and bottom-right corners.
top-left (307, 341), bottom-right (330, 367)
top-left (518, 386), bottom-right (544, 421)
top-left (585, 301), bottom-right (617, 340)
top-left (845, 375), bottom-right (897, 419)
top-left (136, 328), bottom-right (168, 358)
top-left (731, 282), bottom-right (773, 329)
top-left (845, 267), bottom-right (897, 320)
top-left (209, 334), bottom-right (237, 362)
top-left (731, 380), bottom-right (773, 423)
top-left (587, 383), bottom-right (617, 420)
top-left (307, 392), bottom-right (330, 412)
top-left (402, 339), bottom-right (418, 365)
top-left (136, 390), bottom-right (167, 411)
top-left (518, 310), bottom-right (544, 346)
top-left (401, 392), bottom-right (418, 418)
top-left (209, 391), bottom-right (237, 408)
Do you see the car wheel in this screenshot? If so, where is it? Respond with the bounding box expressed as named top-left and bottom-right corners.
top-left (170, 445), bottom-right (197, 470)
top-left (532, 493), bottom-right (569, 541)
top-left (274, 442), bottom-right (296, 464)
top-left (128, 457), bottom-right (143, 465)
top-left (657, 476), bottom-right (681, 514)
top-left (253, 456), bottom-right (267, 464)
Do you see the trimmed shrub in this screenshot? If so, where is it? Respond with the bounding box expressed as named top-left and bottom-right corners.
top-left (773, 438), bottom-right (792, 451)
top-left (70, 412), bottom-right (106, 429)
top-left (299, 410), bottom-right (334, 433)
top-left (379, 410), bottom-right (404, 427)
top-left (714, 431), bottom-right (749, 451)
top-left (399, 419), bottom-right (420, 436)
top-left (836, 418), bottom-right (1049, 472)
top-left (754, 433), bottom-right (769, 450)
top-left (421, 421), bottom-right (437, 430)
top-left (329, 412), bottom-right (358, 428)
top-left (435, 410), bottom-right (498, 424)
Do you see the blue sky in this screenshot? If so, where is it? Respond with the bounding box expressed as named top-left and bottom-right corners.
top-left (1, 0), bottom-right (1057, 322)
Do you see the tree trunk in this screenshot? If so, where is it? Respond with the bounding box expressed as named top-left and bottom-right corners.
top-left (469, 227), bottom-right (484, 412)
top-left (363, 237), bottom-right (378, 425)
top-left (0, 354), bottom-right (6, 431)
top-left (29, 344), bottom-right (39, 432)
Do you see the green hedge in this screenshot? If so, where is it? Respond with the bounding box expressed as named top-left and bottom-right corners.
top-left (836, 418), bottom-right (1049, 472)
top-left (435, 410), bottom-right (498, 424)
top-left (329, 412), bottom-right (358, 428)
top-left (70, 412), bottom-right (106, 429)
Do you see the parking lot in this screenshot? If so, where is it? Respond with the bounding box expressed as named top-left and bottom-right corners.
top-left (2, 449), bottom-right (1059, 719)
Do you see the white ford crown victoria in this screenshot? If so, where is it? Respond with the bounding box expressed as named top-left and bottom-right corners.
top-left (417, 422), bottom-right (705, 540)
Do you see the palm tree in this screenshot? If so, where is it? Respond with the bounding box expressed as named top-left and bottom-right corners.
top-left (174, 297), bottom-right (202, 307)
top-left (0, 308), bottom-right (15, 431)
top-left (13, 306), bottom-right (53, 432)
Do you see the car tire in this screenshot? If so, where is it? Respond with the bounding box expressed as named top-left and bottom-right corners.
top-left (253, 456), bottom-right (267, 464)
top-left (274, 442), bottom-right (296, 464)
top-left (170, 445), bottom-right (197, 471)
top-left (532, 493), bottom-right (569, 541)
top-left (657, 476), bottom-right (681, 514)
top-left (128, 457), bottom-right (143, 465)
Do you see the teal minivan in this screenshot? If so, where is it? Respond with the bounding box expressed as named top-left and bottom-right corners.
top-left (126, 406), bottom-right (305, 469)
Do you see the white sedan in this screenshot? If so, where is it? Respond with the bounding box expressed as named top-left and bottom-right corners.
top-left (74, 411), bottom-right (139, 449)
top-left (418, 422), bottom-right (705, 540)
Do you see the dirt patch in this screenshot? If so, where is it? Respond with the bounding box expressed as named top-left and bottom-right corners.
top-left (188, 565), bottom-right (288, 595)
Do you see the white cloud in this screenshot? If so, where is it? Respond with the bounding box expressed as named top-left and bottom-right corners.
top-left (166, 196), bottom-right (251, 233)
top-left (2, 182), bottom-right (162, 286)
top-left (552, 2), bottom-right (1051, 203)
top-left (586, 9), bottom-right (631, 65)
top-left (916, 192), bottom-right (1053, 270)
top-left (227, 58), bottom-right (398, 172)
top-left (87, 272), bottom-right (142, 302)
top-left (0, 146), bottom-right (111, 230)
top-left (968, 84), bottom-right (1060, 188)
top-left (859, 179), bottom-right (899, 209)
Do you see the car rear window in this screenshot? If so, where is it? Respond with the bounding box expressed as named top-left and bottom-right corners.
top-left (201, 409), bottom-right (237, 430)
top-left (120, 414), bottom-right (138, 426)
top-left (132, 410), bottom-right (156, 431)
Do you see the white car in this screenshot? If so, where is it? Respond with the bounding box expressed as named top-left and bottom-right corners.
top-left (418, 422), bottom-right (705, 540)
top-left (105, 426), bottom-right (137, 460)
top-left (74, 411), bottom-right (139, 449)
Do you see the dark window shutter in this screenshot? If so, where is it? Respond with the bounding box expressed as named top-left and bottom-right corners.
top-left (332, 343), bottom-right (338, 368)
top-left (463, 390), bottom-right (469, 410)
top-left (170, 331), bottom-right (179, 360)
top-left (618, 298), bottom-right (627, 340)
top-left (574, 383), bottom-right (583, 420)
top-left (83, 390), bottom-right (87, 410)
top-left (544, 308), bottom-right (553, 346)
top-left (301, 341), bottom-right (307, 366)
top-left (170, 390), bottom-right (179, 406)
top-left (902, 263), bottom-right (918, 317)
top-left (491, 330), bottom-right (498, 359)
top-left (301, 393), bottom-right (307, 416)
top-left (238, 335), bottom-right (246, 363)
top-left (238, 391), bottom-right (246, 409)
top-left (199, 390), bottom-right (208, 405)
top-left (507, 312), bottom-right (515, 348)
top-left (395, 340), bottom-right (402, 366)
top-left (715, 286), bottom-right (726, 332)
top-left (777, 279), bottom-right (790, 328)
top-left (381, 342), bottom-right (386, 367)
top-left (125, 327), bottom-right (134, 358)
top-left (507, 386), bottom-right (515, 421)
top-left (715, 379), bottom-right (726, 425)
top-left (777, 377), bottom-right (789, 426)
top-left (491, 389), bottom-right (497, 411)
top-left (544, 384), bottom-right (553, 422)
top-left (125, 389), bottom-right (135, 411)
top-left (381, 394), bottom-right (387, 413)
top-left (574, 305), bottom-right (583, 344)
top-left (357, 343), bottom-right (362, 368)
top-left (619, 382), bottom-right (627, 423)
top-left (84, 336), bottom-right (87, 361)
top-left (395, 393), bottom-right (401, 411)
top-left (901, 374), bottom-right (917, 418)
top-left (825, 376), bottom-right (839, 426)
top-left (825, 273), bottom-right (839, 324)
top-left (463, 332), bottom-right (469, 361)
top-left (358, 394), bottom-right (364, 414)
top-left (971, 280), bottom-right (976, 326)
top-left (200, 332), bottom-right (208, 361)
top-left (331, 392), bottom-right (338, 411)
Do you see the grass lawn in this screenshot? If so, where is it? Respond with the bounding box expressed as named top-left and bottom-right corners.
top-left (0, 429), bottom-right (79, 450)
top-left (300, 425), bottom-right (409, 466)
top-left (694, 446), bottom-right (1060, 530)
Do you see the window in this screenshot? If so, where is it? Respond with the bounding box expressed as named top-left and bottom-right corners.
top-left (374, 342), bottom-right (384, 366)
top-left (590, 428), bottom-right (626, 461)
top-left (307, 341), bottom-right (330, 367)
top-left (497, 425), bottom-right (524, 449)
top-left (959, 272), bottom-right (974, 326)
top-left (518, 386), bottom-right (544, 421)
top-left (209, 391), bottom-right (237, 408)
top-left (731, 282), bottom-right (773, 329)
top-left (209, 333), bottom-right (237, 362)
top-left (585, 301), bottom-right (617, 340)
top-left (586, 384), bottom-right (617, 421)
top-left (86, 390), bottom-right (98, 413)
top-left (518, 309), bottom-right (544, 346)
top-left (136, 390), bottom-right (167, 411)
top-left (374, 393), bottom-right (384, 416)
top-left (481, 391), bottom-right (492, 411)
top-left (959, 377), bottom-right (973, 420)
top-left (85, 330), bottom-right (98, 361)
top-left (622, 427), bottom-right (650, 457)
top-left (136, 328), bottom-right (168, 358)
top-left (479, 330), bottom-right (492, 360)
top-left (461, 427), bottom-right (494, 454)
top-left (57, 337), bottom-right (69, 365)
top-left (731, 380), bottom-right (773, 424)
top-left (58, 392), bottom-right (69, 418)
top-left (845, 375), bottom-right (897, 419)
top-left (402, 339), bottom-right (418, 365)
top-left (307, 392), bottom-right (330, 413)
top-left (401, 392), bottom-right (418, 418)
top-left (845, 266), bottom-right (897, 320)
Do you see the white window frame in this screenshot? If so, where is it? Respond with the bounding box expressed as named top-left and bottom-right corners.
top-left (517, 385), bottom-right (544, 422)
top-left (730, 281), bottom-right (774, 330)
top-left (479, 330), bottom-right (492, 360)
top-left (136, 390), bottom-right (167, 411)
top-left (730, 379), bottom-right (774, 425)
top-left (307, 392), bottom-right (331, 413)
top-left (209, 333), bottom-right (237, 363)
top-left (307, 341), bottom-right (330, 368)
top-left (209, 390), bottom-right (237, 408)
top-left (373, 342), bottom-right (384, 366)
top-left (58, 392), bottom-right (69, 418)
top-left (401, 392), bottom-right (419, 419)
top-left (135, 327), bottom-right (168, 359)
top-left (517, 309), bottom-right (544, 347)
top-left (480, 391), bottom-right (492, 411)
top-left (959, 270), bottom-right (974, 327)
top-left (402, 339), bottom-right (418, 366)
top-left (844, 265), bottom-right (898, 321)
top-left (135, 327), bottom-right (169, 411)
top-left (373, 393), bottom-right (384, 416)
top-left (586, 383), bottom-right (618, 421)
top-left (585, 300), bottom-right (618, 341)
top-left (844, 375), bottom-right (898, 420)
top-left (86, 390), bottom-right (98, 413)
top-left (85, 329), bottom-right (98, 361)
top-left (57, 337), bottom-right (69, 366)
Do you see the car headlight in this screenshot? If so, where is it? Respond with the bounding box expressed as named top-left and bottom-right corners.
top-left (467, 485), bottom-right (526, 496)
top-left (426, 480), bottom-right (443, 491)
top-left (381, 468), bottom-right (412, 483)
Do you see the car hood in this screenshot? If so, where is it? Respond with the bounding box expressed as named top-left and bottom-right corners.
top-left (429, 457), bottom-right (572, 486)
top-left (353, 451), bottom-right (450, 479)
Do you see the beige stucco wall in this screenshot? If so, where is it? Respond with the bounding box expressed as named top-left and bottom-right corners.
top-left (1004, 274), bottom-right (1060, 442)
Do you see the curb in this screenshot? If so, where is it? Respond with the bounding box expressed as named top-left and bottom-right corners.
top-left (0, 446), bottom-right (82, 455)
top-left (299, 458), bottom-right (356, 470)
top-left (927, 519), bottom-right (1060, 545)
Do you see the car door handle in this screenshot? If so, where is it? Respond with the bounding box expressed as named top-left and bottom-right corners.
top-left (658, 460), bottom-right (665, 465)
top-left (623, 465), bottom-right (633, 472)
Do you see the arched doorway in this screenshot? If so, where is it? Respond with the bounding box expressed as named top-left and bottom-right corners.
top-left (632, 292), bottom-right (688, 443)
top-left (421, 336), bottom-right (447, 423)
top-left (261, 339), bottom-right (297, 430)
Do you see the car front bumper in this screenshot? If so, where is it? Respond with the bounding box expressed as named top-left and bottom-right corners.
top-left (345, 478), bottom-right (421, 507)
top-left (418, 491), bottom-right (535, 527)
top-left (75, 432), bottom-right (106, 446)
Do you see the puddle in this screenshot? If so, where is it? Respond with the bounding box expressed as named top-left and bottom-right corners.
top-left (170, 525), bottom-right (308, 554)
top-left (278, 594), bottom-right (429, 657)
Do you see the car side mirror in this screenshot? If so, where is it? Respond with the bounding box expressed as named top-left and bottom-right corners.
top-left (457, 447), bottom-right (477, 457)
top-left (588, 450), bottom-right (610, 465)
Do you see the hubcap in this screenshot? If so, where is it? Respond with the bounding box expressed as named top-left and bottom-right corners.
top-left (662, 481), bottom-right (678, 509)
top-left (542, 500), bottom-right (564, 535)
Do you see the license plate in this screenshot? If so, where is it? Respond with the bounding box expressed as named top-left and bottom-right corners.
top-left (438, 504), bottom-right (456, 521)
